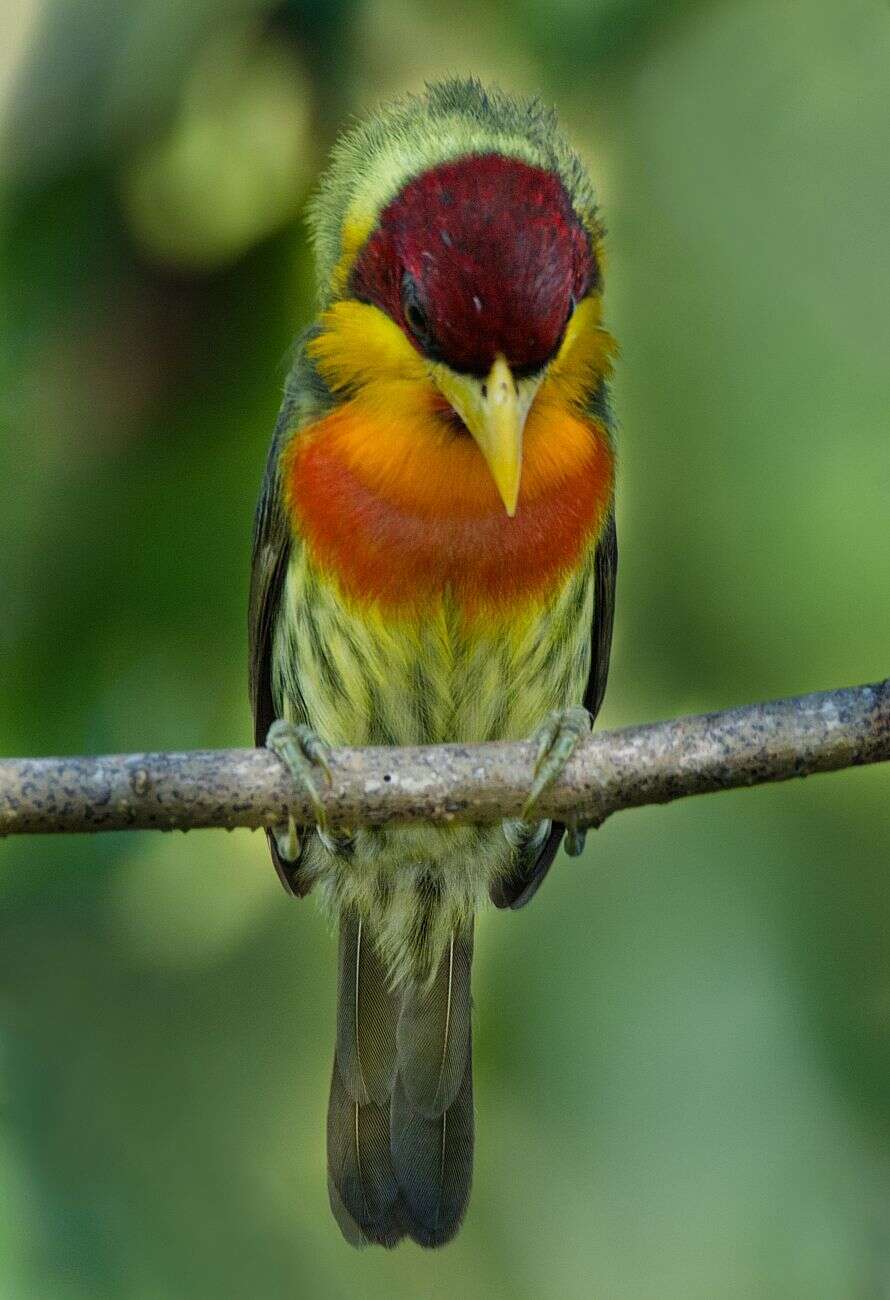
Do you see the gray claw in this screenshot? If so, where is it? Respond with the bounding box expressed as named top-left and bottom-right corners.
top-left (266, 720), bottom-right (333, 855)
top-left (518, 708), bottom-right (597, 857)
top-left (521, 706), bottom-right (592, 822)
top-left (563, 822), bottom-right (588, 857)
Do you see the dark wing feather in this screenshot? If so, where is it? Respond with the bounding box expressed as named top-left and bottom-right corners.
top-left (582, 506), bottom-right (617, 721)
top-left (248, 395), bottom-right (294, 750)
top-left (490, 508), bottom-right (617, 909)
top-left (249, 330), bottom-right (333, 897)
top-left (249, 395), bottom-right (310, 896)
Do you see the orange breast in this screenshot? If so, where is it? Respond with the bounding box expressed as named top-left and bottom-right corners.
top-left (283, 389), bottom-right (614, 616)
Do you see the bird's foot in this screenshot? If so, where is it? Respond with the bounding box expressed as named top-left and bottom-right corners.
top-left (266, 719), bottom-right (333, 861)
top-left (521, 706), bottom-right (593, 858)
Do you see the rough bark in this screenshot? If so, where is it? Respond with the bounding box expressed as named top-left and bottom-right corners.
top-left (1, 679), bottom-right (887, 839)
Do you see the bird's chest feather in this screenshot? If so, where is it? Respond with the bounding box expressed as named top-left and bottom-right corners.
top-left (273, 388), bottom-right (612, 745)
top-left (272, 544), bottom-right (597, 748)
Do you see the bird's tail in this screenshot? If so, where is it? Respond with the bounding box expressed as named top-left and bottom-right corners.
top-left (327, 910), bottom-right (474, 1249)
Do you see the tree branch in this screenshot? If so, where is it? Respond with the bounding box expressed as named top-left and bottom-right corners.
top-left (0, 679), bottom-right (887, 838)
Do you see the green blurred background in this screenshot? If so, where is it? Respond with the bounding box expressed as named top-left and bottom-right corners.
top-left (1, 0), bottom-right (889, 1295)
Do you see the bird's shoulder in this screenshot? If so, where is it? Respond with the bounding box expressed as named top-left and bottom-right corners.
top-left (248, 325), bottom-right (334, 741)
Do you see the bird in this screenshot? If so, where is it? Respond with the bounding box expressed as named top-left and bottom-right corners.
top-left (248, 78), bottom-right (617, 1249)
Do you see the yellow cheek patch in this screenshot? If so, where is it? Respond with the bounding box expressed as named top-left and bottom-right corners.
top-left (541, 296), bottom-right (618, 410)
top-left (308, 301), bottom-right (427, 391)
top-left (310, 294), bottom-right (616, 412)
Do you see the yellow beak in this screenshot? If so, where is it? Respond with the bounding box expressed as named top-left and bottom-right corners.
top-left (431, 355), bottom-right (543, 516)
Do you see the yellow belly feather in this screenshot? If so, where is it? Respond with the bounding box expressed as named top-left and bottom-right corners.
top-left (271, 546), bottom-right (596, 981)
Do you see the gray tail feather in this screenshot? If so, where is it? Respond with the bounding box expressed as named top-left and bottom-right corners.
top-left (327, 912), bottom-right (474, 1249)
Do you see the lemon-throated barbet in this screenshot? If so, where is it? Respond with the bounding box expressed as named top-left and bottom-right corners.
top-left (249, 79), bottom-right (617, 1248)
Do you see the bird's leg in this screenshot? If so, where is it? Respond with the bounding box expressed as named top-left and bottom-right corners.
top-left (521, 706), bottom-right (593, 857)
top-left (266, 719), bottom-right (336, 861)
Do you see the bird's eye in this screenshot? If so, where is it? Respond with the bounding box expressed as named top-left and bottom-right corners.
top-left (402, 274), bottom-right (432, 346)
top-left (405, 298), bottom-right (428, 336)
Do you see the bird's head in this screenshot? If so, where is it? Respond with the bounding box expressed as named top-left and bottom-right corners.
top-left (306, 81), bottom-right (612, 517)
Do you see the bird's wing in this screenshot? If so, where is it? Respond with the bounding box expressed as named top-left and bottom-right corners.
top-left (583, 506), bottom-right (618, 721)
top-left (490, 508), bottom-right (617, 909)
top-left (248, 395), bottom-right (294, 750)
top-left (249, 334), bottom-right (331, 895)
